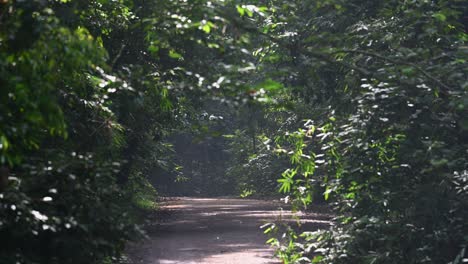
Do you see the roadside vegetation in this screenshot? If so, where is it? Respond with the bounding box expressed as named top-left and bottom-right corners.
top-left (0, 0), bottom-right (467, 263)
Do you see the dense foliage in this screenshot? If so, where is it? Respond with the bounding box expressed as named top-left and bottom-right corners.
top-left (1, 0), bottom-right (467, 263)
top-left (0, 0), bottom-right (255, 262)
top-left (252, 1), bottom-right (468, 263)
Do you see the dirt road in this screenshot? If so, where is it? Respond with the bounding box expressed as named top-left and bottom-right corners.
top-left (127, 197), bottom-right (332, 264)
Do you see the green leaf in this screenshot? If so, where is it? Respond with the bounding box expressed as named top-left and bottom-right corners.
top-left (312, 256), bottom-right (324, 263)
top-left (168, 50), bottom-right (182, 59)
top-left (202, 24), bottom-right (211, 33)
top-left (0, 135), bottom-right (9, 151)
top-left (255, 79), bottom-right (283, 92)
top-left (324, 187), bottom-right (332, 200)
top-left (432, 13), bottom-right (446, 22)
top-left (236, 5), bottom-right (245, 17)
top-left (401, 66), bottom-right (414, 75)
top-left (148, 45), bottom-right (159, 54)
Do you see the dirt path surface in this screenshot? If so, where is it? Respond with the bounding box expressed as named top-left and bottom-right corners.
top-left (127, 197), bottom-right (332, 264)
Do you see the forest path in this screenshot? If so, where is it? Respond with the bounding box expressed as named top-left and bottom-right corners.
top-left (127, 197), bottom-right (332, 264)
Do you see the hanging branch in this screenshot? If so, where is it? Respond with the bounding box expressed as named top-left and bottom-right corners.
top-left (336, 49), bottom-right (451, 93)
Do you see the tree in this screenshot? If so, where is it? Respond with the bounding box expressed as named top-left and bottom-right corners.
top-left (255, 1), bottom-right (468, 263)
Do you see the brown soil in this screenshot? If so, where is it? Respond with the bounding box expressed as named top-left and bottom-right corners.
top-left (126, 197), bottom-right (332, 264)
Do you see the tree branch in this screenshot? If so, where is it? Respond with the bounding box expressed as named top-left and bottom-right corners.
top-left (336, 49), bottom-right (451, 93)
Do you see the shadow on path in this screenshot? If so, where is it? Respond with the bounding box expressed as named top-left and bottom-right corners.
top-left (127, 197), bottom-right (332, 264)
